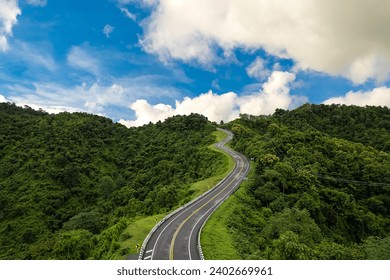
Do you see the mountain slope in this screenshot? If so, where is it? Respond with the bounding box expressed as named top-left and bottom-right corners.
top-left (203, 104), bottom-right (390, 259)
top-left (0, 103), bottom-right (225, 259)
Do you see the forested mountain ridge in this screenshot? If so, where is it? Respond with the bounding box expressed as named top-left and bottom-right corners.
top-left (2, 102), bottom-right (390, 260)
top-left (0, 103), bottom-right (225, 259)
top-left (240, 104), bottom-right (390, 152)
top-left (218, 104), bottom-right (390, 259)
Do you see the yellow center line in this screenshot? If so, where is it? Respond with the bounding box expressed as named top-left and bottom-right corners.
top-left (169, 161), bottom-right (244, 260)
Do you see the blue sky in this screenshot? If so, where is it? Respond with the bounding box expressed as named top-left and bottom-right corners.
top-left (1, 0), bottom-right (390, 126)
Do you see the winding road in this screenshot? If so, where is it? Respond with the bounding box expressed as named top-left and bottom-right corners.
top-left (139, 128), bottom-right (250, 260)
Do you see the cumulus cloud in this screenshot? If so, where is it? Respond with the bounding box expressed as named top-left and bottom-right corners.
top-left (0, 0), bottom-right (21, 51)
top-left (347, 54), bottom-right (390, 84)
top-left (103, 24), bottom-right (115, 38)
top-left (26, 0), bottom-right (47, 7)
top-left (176, 91), bottom-right (239, 120)
top-left (119, 99), bottom-right (175, 127)
top-left (238, 71), bottom-right (304, 115)
top-left (119, 91), bottom-right (239, 127)
top-left (120, 71), bottom-right (308, 127)
top-left (323, 87), bottom-right (390, 107)
top-left (140, 0), bottom-right (390, 84)
top-left (246, 57), bottom-right (270, 81)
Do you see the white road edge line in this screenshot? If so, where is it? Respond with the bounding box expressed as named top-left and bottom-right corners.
top-left (151, 143), bottom-right (240, 259)
top-left (196, 155), bottom-right (251, 260)
top-left (147, 129), bottom-right (239, 260)
top-left (150, 176), bottom-right (231, 259)
top-left (188, 155), bottom-right (246, 259)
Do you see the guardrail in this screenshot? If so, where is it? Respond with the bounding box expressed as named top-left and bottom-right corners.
top-left (196, 147), bottom-right (250, 260)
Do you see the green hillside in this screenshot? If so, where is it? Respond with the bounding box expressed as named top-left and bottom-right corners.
top-left (203, 104), bottom-right (390, 260)
top-left (0, 103), bottom-right (226, 259)
top-left (2, 102), bottom-right (390, 260)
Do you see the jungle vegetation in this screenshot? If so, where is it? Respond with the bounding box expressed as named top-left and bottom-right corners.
top-left (0, 102), bottom-right (225, 259)
top-left (215, 104), bottom-right (390, 259)
top-left (2, 102), bottom-right (389, 260)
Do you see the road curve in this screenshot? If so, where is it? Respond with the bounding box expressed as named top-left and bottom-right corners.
top-left (140, 128), bottom-right (250, 260)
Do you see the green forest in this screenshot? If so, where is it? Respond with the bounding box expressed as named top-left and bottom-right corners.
top-left (212, 104), bottom-right (390, 259)
top-left (1, 102), bottom-right (390, 260)
top-left (0, 103), bottom-right (225, 259)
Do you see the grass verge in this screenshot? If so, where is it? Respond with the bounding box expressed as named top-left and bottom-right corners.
top-left (189, 130), bottom-right (235, 198)
top-left (116, 129), bottom-right (235, 259)
top-left (201, 161), bottom-right (255, 260)
top-left (114, 213), bottom-right (167, 258)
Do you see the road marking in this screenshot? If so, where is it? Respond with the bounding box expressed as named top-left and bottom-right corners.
top-left (146, 249), bottom-right (153, 254)
top-left (144, 255), bottom-right (152, 260)
top-left (169, 158), bottom-right (245, 260)
top-left (148, 129), bottom-right (243, 260)
top-left (150, 164), bottom-right (237, 260)
top-left (188, 156), bottom-right (250, 259)
top-left (151, 150), bottom-right (241, 260)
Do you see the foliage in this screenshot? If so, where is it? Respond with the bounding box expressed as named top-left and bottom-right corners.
top-left (218, 104), bottom-right (390, 259)
top-left (0, 102), bottom-right (224, 259)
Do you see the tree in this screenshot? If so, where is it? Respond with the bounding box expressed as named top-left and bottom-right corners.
top-left (363, 236), bottom-right (390, 260)
top-left (53, 230), bottom-right (94, 260)
top-left (271, 231), bottom-right (314, 260)
top-left (98, 176), bottom-right (116, 198)
top-left (62, 210), bottom-right (106, 234)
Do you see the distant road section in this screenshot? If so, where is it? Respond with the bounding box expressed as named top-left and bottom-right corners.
top-left (139, 128), bottom-right (250, 260)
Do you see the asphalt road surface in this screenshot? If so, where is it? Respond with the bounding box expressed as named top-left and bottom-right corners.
top-left (141, 128), bottom-right (250, 260)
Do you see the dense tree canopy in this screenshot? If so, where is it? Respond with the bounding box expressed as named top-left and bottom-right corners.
top-left (2, 102), bottom-right (389, 260)
top-left (224, 104), bottom-right (390, 259)
top-left (0, 103), bottom-right (224, 259)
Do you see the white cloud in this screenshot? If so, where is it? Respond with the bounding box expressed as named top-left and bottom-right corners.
top-left (120, 91), bottom-right (239, 127)
top-left (323, 87), bottom-right (390, 107)
top-left (120, 8), bottom-right (136, 21)
top-left (0, 94), bottom-right (8, 103)
top-left (67, 45), bottom-right (101, 76)
top-left (4, 70), bottom-right (307, 127)
top-left (117, 0), bottom-right (157, 7)
top-left (238, 71), bottom-right (303, 115)
top-left (0, 36), bottom-right (7, 51)
top-left (176, 91), bottom-right (239, 121)
top-left (246, 57), bottom-right (270, 81)
top-left (26, 0), bottom-right (47, 7)
top-left (119, 99), bottom-right (175, 127)
top-left (8, 82), bottom-right (126, 115)
top-left (120, 71), bottom-right (307, 127)
top-left (11, 40), bottom-right (57, 71)
top-left (211, 79), bottom-right (220, 90)
top-left (4, 74), bottom-right (183, 118)
top-left (140, 0), bottom-right (157, 6)
top-left (347, 54), bottom-right (390, 84)
top-left (103, 24), bottom-right (115, 38)
top-left (140, 0), bottom-right (390, 84)
top-left (0, 0), bottom-right (21, 51)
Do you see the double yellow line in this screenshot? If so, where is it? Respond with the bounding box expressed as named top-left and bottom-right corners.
top-left (169, 160), bottom-right (244, 260)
